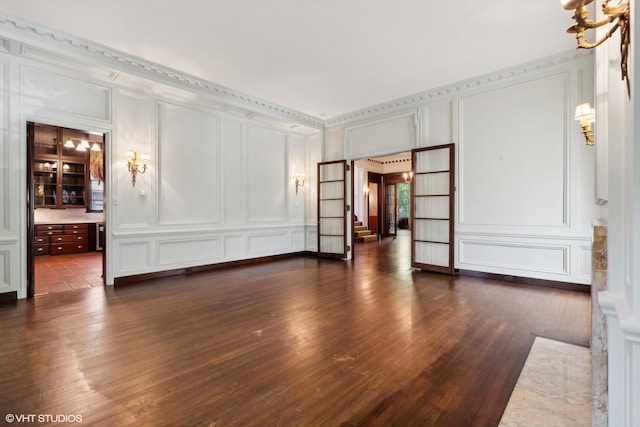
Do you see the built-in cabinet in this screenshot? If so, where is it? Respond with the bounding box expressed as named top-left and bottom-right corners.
top-left (33, 123), bottom-right (96, 208)
top-left (34, 223), bottom-right (90, 256)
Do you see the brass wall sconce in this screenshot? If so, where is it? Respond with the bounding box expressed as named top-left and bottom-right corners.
top-left (561, 0), bottom-right (631, 96)
top-left (363, 186), bottom-right (369, 198)
top-left (574, 103), bottom-right (596, 145)
top-left (295, 173), bottom-right (305, 194)
top-left (126, 150), bottom-right (149, 187)
top-left (403, 172), bottom-right (413, 183)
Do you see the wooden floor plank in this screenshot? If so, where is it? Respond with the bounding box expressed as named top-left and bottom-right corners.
top-left (0, 231), bottom-right (590, 426)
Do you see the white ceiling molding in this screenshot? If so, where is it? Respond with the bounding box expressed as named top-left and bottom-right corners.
top-left (326, 49), bottom-right (592, 127)
top-left (0, 13), bottom-right (324, 130)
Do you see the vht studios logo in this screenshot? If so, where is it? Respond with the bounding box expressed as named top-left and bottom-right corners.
top-left (5, 413), bottom-right (83, 423)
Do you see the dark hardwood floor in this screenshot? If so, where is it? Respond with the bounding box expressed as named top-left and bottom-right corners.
top-left (0, 231), bottom-right (590, 426)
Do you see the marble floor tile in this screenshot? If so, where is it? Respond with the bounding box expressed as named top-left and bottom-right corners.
top-left (499, 337), bottom-right (591, 427)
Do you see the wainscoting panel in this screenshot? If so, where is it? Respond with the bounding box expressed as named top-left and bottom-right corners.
top-left (157, 237), bottom-right (221, 266)
top-left (578, 244), bottom-right (592, 282)
top-left (459, 239), bottom-right (568, 276)
top-left (115, 241), bottom-right (151, 274)
top-left (290, 229), bottom-right (305, 251)
top-left (306, 226), bottom-right (318, 252)
top-left (247, 125), bottom-right (287, 222)
top-left (224, 235), bottom-right (244, 260)
top-left (21, 67), bottom-right (111, 122)
top-left (0, 249), bottom-right (10, 290)
top-left (157, 101), bottom-right (220, 225)
top-left (347, 111), bottom-right (417, 159)
top-left (248, 232), bottom-right (289, 255)
top-left (459, 75), bottom-right (568, 227)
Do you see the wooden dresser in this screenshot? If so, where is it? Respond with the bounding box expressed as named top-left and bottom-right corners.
top-left (35, 223), bottom-right (90, 256)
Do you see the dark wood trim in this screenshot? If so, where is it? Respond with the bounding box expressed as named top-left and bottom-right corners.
top-left (457, 269), bottom-right (590, 293)
top-left (113, 252), bottom-right (315, 286)
top-left (0, 291), bottom-right (18, 302)
top-left (26, 122), bottom-right (35, 298)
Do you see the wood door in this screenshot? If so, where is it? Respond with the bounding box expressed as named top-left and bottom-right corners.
top-left (411, 144), bottom-right (455, 274)
top-left (385, 183), bottom-right (397, 236)
top-left (317, 160), bottom-right (348, 259)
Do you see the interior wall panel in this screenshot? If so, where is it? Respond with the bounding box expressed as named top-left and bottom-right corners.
top-left (224, 235), bottom-right (244, 259)
top-left (427, 101), bottom-right (453, 145)
top-left (157, 102), bottom-right (220, 225)
top-left (324, 127), bottom-right (344, 161)
top-left (306, 133), bottom-right (321, 224)
top-left (347, 111), bottom-right (417, 159)
top-left (116, 91), bottom-right (153, 229)
top-left (289, 134), bottom-right (306, 222)
top-left (116, 241), bottom-right (151, 273)
top-left (0, 62), bottom-right (6, 233)
top-left (157, 237), bottom-right (220, 265)
top-left (222, 119), bottom-right (246, 224)
top-left (248, 232), bottom-right (289, 254)
top-left (459, 240), bottom-right (568, 275)
top-left (459, 75), bottom-right (567, 227)
top-left (0, 250), bottom-right (10, 289)
top-left (21, 67), bottom-right (111, 121)
top-left (247, 125), bottom-right (287, 222)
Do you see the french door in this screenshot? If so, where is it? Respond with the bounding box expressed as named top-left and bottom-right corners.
top-left (411, 144), bottom-right (455, 274)
top-left (385, 183), bottom-right (397, 236)
top-left (317, 160), bottom-right (348, 259)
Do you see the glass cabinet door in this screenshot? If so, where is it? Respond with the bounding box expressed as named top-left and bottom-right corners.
top-left (61, 162), bottom-right (86, 206)
top-left (34, 160), bottom-right (58, 206)
top-left (33, 124), bottom-right (58, 156)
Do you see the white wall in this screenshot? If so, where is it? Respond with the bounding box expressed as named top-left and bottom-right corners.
top-left (324, 51), bottom-right (598, 285)
top-left (596, 1), bottom-right (640, 425)
top-left (0, 21), bottom-right (321, 297)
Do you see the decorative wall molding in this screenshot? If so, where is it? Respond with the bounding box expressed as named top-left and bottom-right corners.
top-left (458, 239), bottom-right (569, 275)
top-left (326, 50), bottom-right (592, 126)
top-left (0, 14), bottom-right (324, 129)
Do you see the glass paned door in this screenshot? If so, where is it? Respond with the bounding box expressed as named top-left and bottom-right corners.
top-left (385, 184), bottom-right (397, 236)
top-left (411, 144), bottom-right (455, 274)
top-left (318, 160), bottom-right (348, 258)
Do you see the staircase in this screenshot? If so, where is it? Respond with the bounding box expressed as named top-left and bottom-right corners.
top-left (354, 220), bottom-right (378, 243)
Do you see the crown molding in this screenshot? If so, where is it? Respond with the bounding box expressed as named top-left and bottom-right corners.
top-left (0, 13), bottom-right (324, 130)
top-left (326, 49), bottom-right (593, 126)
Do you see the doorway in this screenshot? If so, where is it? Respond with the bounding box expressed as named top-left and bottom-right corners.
top-left (27, 122), bottom-right (106, 297)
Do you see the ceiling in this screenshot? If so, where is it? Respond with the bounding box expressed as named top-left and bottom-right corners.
top-left (0, 1), bottom-right (578, 120)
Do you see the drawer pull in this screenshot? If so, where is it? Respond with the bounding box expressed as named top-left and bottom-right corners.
top-left (57, 247), bottom-right (63, 250)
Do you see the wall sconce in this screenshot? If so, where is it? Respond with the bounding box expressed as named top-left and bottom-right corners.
top-left (363, 186), bottom-right (370, 198)
top-left (403, 172), bottom-right (414, 183)
top-left (126, 150), bottom-right (149, 187)
top-left (295, 173), bottom-right (305, 194)
top-left (561, 0), bottom-right (630, 96)
top-left (574, 103), bottom-right (596, 145)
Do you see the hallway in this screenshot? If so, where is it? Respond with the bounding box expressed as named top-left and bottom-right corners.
top-left (1, 239), bottom-right (590, 426)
